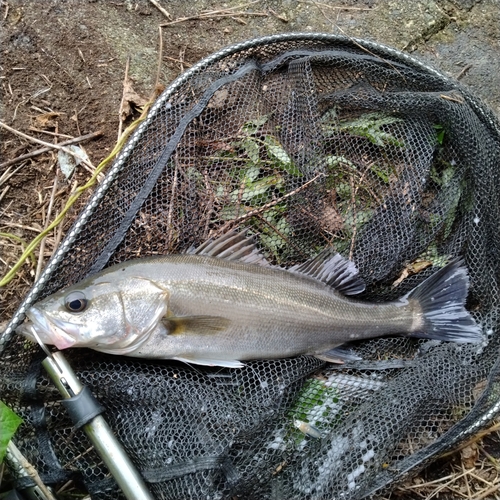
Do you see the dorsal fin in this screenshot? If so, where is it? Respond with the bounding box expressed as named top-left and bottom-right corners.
top-left (188, 229), bottom-right (269, 266)
top-left (290, 249), bottom-right (365, 295)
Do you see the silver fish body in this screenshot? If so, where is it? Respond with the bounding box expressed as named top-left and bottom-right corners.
top-left (19, 233), bottom-right (482, 367)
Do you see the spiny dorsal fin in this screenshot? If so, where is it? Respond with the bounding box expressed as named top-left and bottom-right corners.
top-left (290, 249), bottom-right (365, 295)
top-left (187, 229), bottom-right (269, 266)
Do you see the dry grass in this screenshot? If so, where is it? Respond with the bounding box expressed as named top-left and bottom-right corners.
top-left (381, 423), bottom-right (500, 500)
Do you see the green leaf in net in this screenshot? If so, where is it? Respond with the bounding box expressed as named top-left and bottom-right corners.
top-left (0, 400), bottom-right (23, 463)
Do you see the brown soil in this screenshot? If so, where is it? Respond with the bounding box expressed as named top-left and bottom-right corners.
top-left (1, 1), bottom-right (499, 499)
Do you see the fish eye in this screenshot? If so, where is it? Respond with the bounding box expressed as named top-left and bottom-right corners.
top-left (64, 291), bottom-right (88, 313)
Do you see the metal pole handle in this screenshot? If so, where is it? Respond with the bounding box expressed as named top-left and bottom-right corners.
top-left (42, 351), bottom-right (154, 500)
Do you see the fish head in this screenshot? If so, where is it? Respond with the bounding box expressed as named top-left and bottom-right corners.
top-left (18, 274), bottom-right (169, 352)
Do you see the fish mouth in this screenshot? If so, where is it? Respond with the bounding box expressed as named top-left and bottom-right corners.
top-left (19, 307), bottom-right (78, 350)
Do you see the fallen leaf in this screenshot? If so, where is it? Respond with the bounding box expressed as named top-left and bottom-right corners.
top-left (392, 260), bottom-right (433, 287)
top-left (408, 260), bottom-right (432, 274)
top-left (392, 268), bottom-right (409, 288)
top-left (196, 139), bottom-right (235, 152)
top-left (58, 145), bottom-right (90, 179)
top-left (120, 77), bottom-right (148, 121)
top-left (34, 111), bottom-right (62, 129)
top-left (322, 204), bottom-right (344, 233)
top-left (207, 88), bottom-right (229, 109)
top-left (460, 443), bottom-right (478, 469)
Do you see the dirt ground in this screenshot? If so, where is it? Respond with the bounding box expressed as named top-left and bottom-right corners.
top-left (1, 0), bottom-right (499, 498)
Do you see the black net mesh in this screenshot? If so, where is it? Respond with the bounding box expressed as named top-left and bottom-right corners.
top-left (2, 33), bottom-right (500, 499)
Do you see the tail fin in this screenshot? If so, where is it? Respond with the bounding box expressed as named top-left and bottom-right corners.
top-left (405, 259), bottom-right (482, 343)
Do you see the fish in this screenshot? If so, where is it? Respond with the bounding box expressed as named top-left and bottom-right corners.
top-left (18, 231), bottom-right (482, 368)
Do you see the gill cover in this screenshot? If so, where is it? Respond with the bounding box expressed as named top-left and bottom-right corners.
top-left (91, 277), bottom-right (170, 354)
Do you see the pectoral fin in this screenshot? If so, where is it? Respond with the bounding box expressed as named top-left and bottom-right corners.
top-left (162, 315), bottom-right (231, 335)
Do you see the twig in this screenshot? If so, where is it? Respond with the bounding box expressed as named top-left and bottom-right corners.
top-left (63, 446), bottom-right (94, 468)
top-left (202, 190), bottom-right (215, 241)
top-left (215, 173), bottom-right (324, 235)
top-left (299, 0), bottom-right (374, 10)
top-left (467, 470), bottom-right (498, 487)
top-left (255, 212), bottom-right (308, 258)
top-left (161, 10), bottom-right (267, 26)
top-left (479, 445), bottom-right (500, 469)
top-left (462, 461), bottom-right (472, 499)
top-left (148, 0), bottom-right (172, 19)
top-left (309, 1), bottom-right (405, 79)
top-left (439, 422), bottom-right (500, 459)
top-left (118, 55), bottom-right (131, 140)
top-left (231, 16), bottom-right (247, 25)
top-left (56, 480), bottom-right (74, 495)
top-left (234, 177), bottom-right (247, 220)
top-left (35, 173), bottom-right (58, 281)
top-left (442, 485), bottom-right (472, 499)
top-left (28, 127), bottom-right (73, 139)
top-left (440, 93), bottom-right (464, 104)
top-left (402, 469), bottom-right (473, 489)
top-left (179, 45), bottom-right (186, 73)
top-left (0, 198), bottom-right (14, 220)
top-left (72, 106), bottom-right (82, 136)
top-left (456, 64), bottom-right (472, 80)
top-left (0, 163), bottom-right (25, 186)
top-left (155, 26), bottom-right (163, 90)
top-left (348, 174), bottom-right (357, 260)
top-left (163, 55), bottom-right (192, 68)
top-left (0, 232), bottom-right (37, 265)
top-left (200, 0), bottom-right (261, 15)
top-left (475, 484), bottom-right (500, 500)
top-left (166, 155), bottom-right (179, 249)
top-left (2, 222), bottom-right (43, 232)
top-left (268, 8), bottom-right (288, 22)
top-left (310, 0), bottom-right (337, 29)
top-left (0, 185), bottom-right (10, 202)
top-left (7, 442), bottom-right (58, 500)
top-left (0, 123), bottom-right (101, 170)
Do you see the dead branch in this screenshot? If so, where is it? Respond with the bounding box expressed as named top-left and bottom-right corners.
top-left (155, 26), bottom-right (163, 91)
top-left (118, 55), bottom-right (131, 140)
top-left (148, 0), bottom-right (172, 20)
top-left (0, 129), bottom-right (103, 169)
top-left (160, 1), bottom-right (266, 27)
